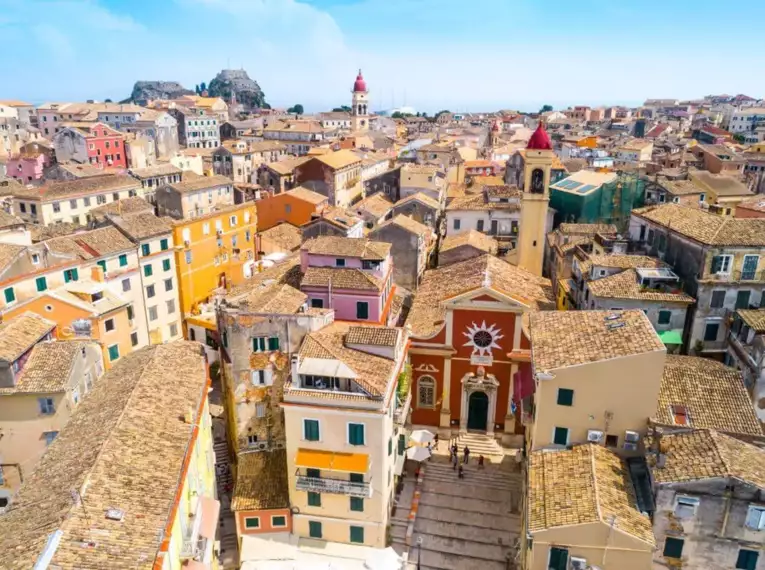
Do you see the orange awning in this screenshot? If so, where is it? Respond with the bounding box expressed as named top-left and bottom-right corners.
top-left (295, 449), bottom-right (369, 473)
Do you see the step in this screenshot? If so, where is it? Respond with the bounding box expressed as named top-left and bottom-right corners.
top-left (391, 524), bottom-right (408, 541)
top-left (424, 466), bottom-right (521, 489)
top-left (416, 504), bottom-right (520, 532)
top-left (412, 517), bottom-right (517, 546)
top-left (410, 545), bottom-right (509, 570)
top-left (418, 493), bottom-right (514, 516)
top-left (424, 463), bottom-right (521, 484)
top-left (420, 481), bottom-right (519, 503)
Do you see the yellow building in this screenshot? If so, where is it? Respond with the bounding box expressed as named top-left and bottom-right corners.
top-left (517, 123), bottom-right (554, 276)
top-left (173, 202), bottom-right (257, 316)
top-left (524, 444), bottom-right (655, 570)
top-left (0, 341), bottom-right (219, 570)
top-left (527, 310), bottom-right (666, 452)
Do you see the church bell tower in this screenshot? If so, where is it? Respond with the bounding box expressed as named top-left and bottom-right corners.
top-left (517, 123), bottom-right (553, 277)
top-left (351, 69), bottom-right (369, 132)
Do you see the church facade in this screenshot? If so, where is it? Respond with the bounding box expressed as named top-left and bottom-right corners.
top-left (407, 124), bottom-right (555, 439)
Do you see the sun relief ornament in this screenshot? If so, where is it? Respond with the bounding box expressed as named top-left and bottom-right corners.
top-left (463, 321), bottom-right (504, 356)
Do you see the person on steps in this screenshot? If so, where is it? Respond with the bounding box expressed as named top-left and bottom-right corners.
top-left (458, 464), bottom-right (464, 479)
top-left (463, 446), bottom-right (470, 464)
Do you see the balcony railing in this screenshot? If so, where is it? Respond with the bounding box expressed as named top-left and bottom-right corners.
top-left (704, 270), bottom-right (765, 283)
top-left (181, 536), bottom-right (207, 559)
top-left (295, 474), bottom-right (372, 498)
top-left (394, 388), bottom-right (412, 426)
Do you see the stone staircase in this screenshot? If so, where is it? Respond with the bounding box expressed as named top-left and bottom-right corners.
top-left (390, 472), bottom-right (416, 560)
top-left (410, 455), bottom-right (523, 570)
top-left (213, 435), bottom-right (238, 569)
top-left (449, 431), bottom-right (505, 460)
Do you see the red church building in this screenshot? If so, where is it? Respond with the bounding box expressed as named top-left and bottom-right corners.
top-left (406, 254), bottom-right (554, 441)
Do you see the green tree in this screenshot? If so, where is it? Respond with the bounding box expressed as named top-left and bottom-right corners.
top-left (104, 98), bottom-right (113, 103)
top-left (288, 104), bottom-right (305, 115)
top-left (332, 105), bottom-right (352, 112)
top-left (435, 110), bottom-right (451, 118)
top-left (540, 104), bottom-right (553, 113)
top-left (200, 82), bottom-right (207, 93)
top-left (195, 84), bottom-right (200, 95)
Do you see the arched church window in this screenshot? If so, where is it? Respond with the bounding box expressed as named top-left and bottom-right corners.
top-left (530, 168), bottom-right (545, 194)
top-left (417, 376), bottom-right (436, 408)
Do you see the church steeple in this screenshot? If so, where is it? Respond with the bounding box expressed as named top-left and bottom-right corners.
top-left (351, 69), bottom-right (369, 132)
top-left (516, 123), bottom-right (553, 276)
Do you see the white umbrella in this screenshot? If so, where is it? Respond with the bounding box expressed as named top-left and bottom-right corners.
top-left (409, 429), bottom-right (434, 445)
top-left (406, 446), bottom-right (431, 462)
top-left (364, 547), bottom-right (404, 570)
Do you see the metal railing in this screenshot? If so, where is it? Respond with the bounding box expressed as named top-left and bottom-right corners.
top-left (295, 474), bottom-right (371, 498)
top-left (705, 270), bottom-right (764, 283)
top-left (394, 389), bottom-right (412, 426)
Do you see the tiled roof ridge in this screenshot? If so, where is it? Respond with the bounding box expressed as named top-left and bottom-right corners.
top-left (590, 445), bottom-right (604, 524)
top-left (707, 429), bottom-right (734, 476)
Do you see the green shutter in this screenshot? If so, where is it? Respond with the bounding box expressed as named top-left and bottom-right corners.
top-left (307, 468), bottom-right (321, 478)
top-left (349, 423), bottom-right (364, 446)
top-left (97, 261), bottom-right (106, 274)
top-left (144, 264), bottom-right (152, 277)
top-left (388, 437), bottom-right (393, 455)
top-left (108, 345), bottom-right (120, 361)
top-left (272, 516), bottom-right (286, 527)
top-left (35, 276), bottom-right (47, 292)
top-left (268, 337), bottom-right (280, 351)
top-left (160, 238), bottom-right (169, 250)
top-left (553, 427), bottom-right (568, 446)
top-left (711, 255), bottom-right (723, 273)
top-left (549, 547), bottom-right (568, 570)
top-left (663, 538), bottom-right (684, 558)
top-left (556, 389), bottom-right (574, 406)
top-left (3, 287), bottom-right (15, 303)
top-left (350, 497), bottom-right (364, 512)
top-left (119, 254), bottom-right (128, 267)
top-left (349, 526), bottom-right (364, 544)
top-left (350, 473), bottom-right (363, 483)
top-left (305, 419), bottom-right (320, 441)
top-left (658, 310), bottom-right (671, 325)
top-left (398, 434), bottom-right (405, 455)
top-left (245, 517), bottom-right (260, 529)
top-left (737, 549), bottom-right (759, 570)
top-left (307, 492), bottom-right (321, 507)
top-left (163, 259), bottom-right (171, 271)
top-left (356, 302), bottom-right (369, 320)
top-left (222, 332), bottom-right (228, 347)
top-left (141, 243), bottom-right (150, 256)
top-left (308, 521), bottom-right (322, 538)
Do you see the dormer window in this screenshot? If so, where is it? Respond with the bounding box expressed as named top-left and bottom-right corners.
top-left (362, 260), bottom-right (380, 270)
top-left (336, 258), bottom-right (346, 267)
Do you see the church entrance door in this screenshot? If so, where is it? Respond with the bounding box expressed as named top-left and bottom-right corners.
top-left (467, 391), bottom-right (489, 431)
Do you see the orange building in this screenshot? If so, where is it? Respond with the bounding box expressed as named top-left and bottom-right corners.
top-left (173, 202), bottom-right (258, 316)
top-left (3, 267), bottom-right (132, 369)
top-left (255, 186), bottom-right (328, 231)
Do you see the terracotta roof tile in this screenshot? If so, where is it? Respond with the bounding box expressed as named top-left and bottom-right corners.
top-left (0, 312), bottom-right (56, 363)
top-left (654, 355), bottom-right (761, 436)
top-left (0, 340), bottom-right (96, 394)
top-left (440, 230), bottom-right (498, 256)
top-left (108, 211), bottom-right (173, 240)
top-left (12, 174), bottom-right (140, 201)
top-left (232, 450), bottom-right (290, 511)
top-left (374, 214), bottom-right (431, 237)
top-left (285, 185), bottom-right (328, 205)
top-left (354, 193), bottom-right (393, 218)
top-left (0, 242), bottom-right (26, 273)
top-left (166, 174), bottom-right (232, 193)
top-left (738, 309), bottom-right (765, 332)
top-left (302, 266), bottom-right (382, 291)
top-left (530, 310), bottom-right (665, 371)
top-left (0, 342), bottom-right (209, 569)
top-left (260, 223), bottom-right (302, 252)
top-left (528, 444), bottom-right (654, 545)
top-left (346, 325), bottom-right (399, 347)
top-left (587, 269), bottom-right (694, 303)
top-left (301, 236), bottom-right (391, 259)
top-left (559, 223), bottom-right (618, 235)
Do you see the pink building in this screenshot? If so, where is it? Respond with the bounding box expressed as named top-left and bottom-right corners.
top-left (299, 236), bottom-right (394, 323)
top-left (6, 152), bottom-right (49, 184)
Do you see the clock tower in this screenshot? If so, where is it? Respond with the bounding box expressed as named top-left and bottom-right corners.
top-left (351, 70), bottom-right (369, 132)
top-left (517, 123), bottom-right (553, 276)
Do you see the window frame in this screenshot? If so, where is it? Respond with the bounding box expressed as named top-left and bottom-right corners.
top-left (108, 344), bottom-right (120, 362)
top-left (663, 537), bottom-right (684, 558)
top-left (417, 375), bottom-right (436, 408)
top-left (746, 504), bottom-right (765, 530)
top-left (244, 516), bottom-right (260, 529)
top-left (673, 495), bottom-right (700, 518)
top-left (271, 515), bottom-right (287, 528)
top-left (347, 422), bottom-right (366, 446)
top-left (556, 388), bottom-right (574, 407)
top-left (349, 525), bottom-right (364, 544)
top-left (307, 492), bottom-right (321, 507)
top-left (658, 310), bottom-right (672, 325)
top-left (552, 426), bottom-right (569, 446)
top-left (303, 418), bottom-right (321, 442)
top-left (308, 520), bottom-right (322, 538)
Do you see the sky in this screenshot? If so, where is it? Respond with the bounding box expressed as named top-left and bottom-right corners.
top-left (2, 0), bottom-right (765, 113)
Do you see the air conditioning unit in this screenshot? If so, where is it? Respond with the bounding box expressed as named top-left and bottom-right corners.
top-left (587, 430), bottom-right (604, 443)
top-left (570, 557), bottom-right (588, 570)
top-left (624, 430), bottom-right (640, 443)
top-left (257, 442), bottom-right (268, 451)
top-left (623, 442), bottom-right (639, 451)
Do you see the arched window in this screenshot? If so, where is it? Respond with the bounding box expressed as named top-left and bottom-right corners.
top-left (417, 376), bottom-right (436, 408)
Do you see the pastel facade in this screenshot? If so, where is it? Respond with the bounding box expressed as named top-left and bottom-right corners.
top-left (5, 152), bottom-right (48, 184)
top-left (256, 186), bottom-right (328, 231)
top-left (295, 150), bottom-right (364, 208)
top-left (52, 122), bottom-right (127, 168)
top-left (155, 174), bottom-right (234, 219)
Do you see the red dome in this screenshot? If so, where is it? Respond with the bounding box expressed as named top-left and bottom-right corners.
top-left (527, 123), bottom-right (553, 150)
top-left (353, 69), bottom-right (367, 92)
top-left (491, 120), bottom-right (500, 132)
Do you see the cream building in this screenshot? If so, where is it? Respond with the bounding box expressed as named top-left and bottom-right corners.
top-left (154, 174), bottom-right (234, 218)
top-left (283, 323), bottom-right (409, 548)
top-left (527, 310), bottom-right (666, 452)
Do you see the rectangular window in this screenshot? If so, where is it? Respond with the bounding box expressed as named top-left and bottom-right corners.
top-left (252, 337), bottom-right (267, 352)
top-left (336, 258), bottom-right (346, 267)
top-left (553, 426), bottom-right (569, 446)
top-left (185, 250), bottom-right (192, 264)
top-left (663, 537), bottom-right (684, 558)
top-left (148, 306), bottom-right (158, 321)
top-left (710, 290), bottom-right (725, 308)
top-left (356, 302), bottom-right (369, 320)
top-left (350, 526), bottom-right (364, 544)
top-left (166, 299), bottom-right (176, 314)
top-left (169, 323), bottom-right (178, 337)
top-left (35, 276), bottom-right (47, 292)
top-left (122, 278), bottom-right (131, 292)
top-left (742, 255), bottom-right (759, 280)
top-left (548, 547), bottom-right (568, 570)
top-left (308, 521), bottom-right (322, 539)
top-left (307, 468), bottom-right (320, 479)
top-left (96, 260), bottom-right (107, 275)
top-left (244, 517), bottom-right (260, 529)
top-left (736, 290), bottom-right (752, 309)
top-left (63, 268), bottom-right (79, 283)
top-left (556, 388), bottom-right (574, 406)
top-left (737, 549), bottom-right (760, 570)
top-left (350, 473), bottom-right (364, 484)
top-left (388, 437), bottom-right (393, 455)
top-left (307, 492), bottom-right (321, 507)
top-left (271, 515), bottom-right (287, 528)
top-left (704, 322), bottom-right (720, 342)
top-left (146, 284), bottom-right (155, 298)
top-left (268, 337), bottom-right (280, 351)
top-left (162, 259), bottom-right (171, 271)
top-left (674, 495), bottom-right (700, 518)
top-left (164, 278), bottom-right (173, 292)
top-left (4, 287), bottom-right (15, 304)
top-left (746, 505), bottom-right (765, 530)
top-left (141, 243), bottom-right (150, 256)
top-left (38, 397), bottom-right (55, 415)
top-left (105, 318), bottom-right (115, 332)
top-left (304, 419), bottom-right (320, 441)
top-left (453, 218), bottom-right (461, 230)
top-left (658, 310), bottom-right (672, 325)
top-left (119, 254), bottom-right (128, 267)
top-left (348, 423), bottom-right (365, 446)
top-left (160, 238), bottom-right (169, 251)
top-left (311, 298), bottom-right (324, 308)
top-left (477, 219), bottom-right (484, 232)
top-left (711, 254), bottom-right (732, 274)
top-left (108, 344), bottom-right (120, 362)
top-left (52, 201), bottom-right (61, 213)
top-left (144, 264), bottom-right (153, 277)
top-left (131, 332), bottom-right (139, 347)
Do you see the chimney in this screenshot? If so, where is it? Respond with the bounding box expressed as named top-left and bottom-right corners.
top-left (91, 265), bottom-right (105, 283)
